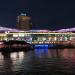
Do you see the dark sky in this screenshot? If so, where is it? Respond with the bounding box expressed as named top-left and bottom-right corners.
top-left (0, 0), bottom-right (75, 30)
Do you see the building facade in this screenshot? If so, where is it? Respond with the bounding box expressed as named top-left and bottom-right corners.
top-left (16, 13), bottom-right (32, 30)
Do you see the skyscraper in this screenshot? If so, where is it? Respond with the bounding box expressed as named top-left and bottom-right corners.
top-left (16, 13), bottom-right (32, 30)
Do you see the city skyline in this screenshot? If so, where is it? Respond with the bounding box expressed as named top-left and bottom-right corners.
top-left (0, 0), bottom-right (75, 30)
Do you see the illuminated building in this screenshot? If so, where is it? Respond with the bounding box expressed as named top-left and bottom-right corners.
top-left (16, 13), bottom-right (32, 30)
top-left (0, 26), bottom-right (74, 45)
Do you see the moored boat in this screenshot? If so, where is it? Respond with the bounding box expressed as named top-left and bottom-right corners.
top-left (0, 40), bottom-right (33, 52)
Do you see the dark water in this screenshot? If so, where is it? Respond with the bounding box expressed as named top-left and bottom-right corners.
top-left (0, 49), bottom-right (75, 75)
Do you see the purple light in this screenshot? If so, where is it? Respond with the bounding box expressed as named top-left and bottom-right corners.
top-left (0, 26), bottom-right (75, 33)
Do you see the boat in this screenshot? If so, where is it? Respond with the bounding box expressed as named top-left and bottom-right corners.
top-left (0, 40), bottom-right (32, 52)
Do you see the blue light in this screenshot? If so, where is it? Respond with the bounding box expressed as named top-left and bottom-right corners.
top-left (49, 44), bottom-right (54, 47)
top-left (34, 44), bottom-right (48, 49)
top-left (35, 49), bottom-right (48, 56)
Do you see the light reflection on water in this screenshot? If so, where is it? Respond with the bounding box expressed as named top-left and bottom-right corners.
top-left (0, 49), bottom-right (75, 74)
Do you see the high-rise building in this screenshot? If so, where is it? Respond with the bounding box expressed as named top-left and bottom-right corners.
top-left (16, 13), bottom-right (32, 30)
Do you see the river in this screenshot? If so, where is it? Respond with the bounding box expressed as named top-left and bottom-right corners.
top-left (0, 48), bottom-right (75, 75)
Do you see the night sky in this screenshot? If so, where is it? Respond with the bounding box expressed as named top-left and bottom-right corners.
top-left (0, 0), bottom-right (75, 30)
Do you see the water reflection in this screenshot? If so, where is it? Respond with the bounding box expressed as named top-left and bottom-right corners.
top-left (0, 49), bottom-right (75, 74)
top-left (60, 49), bottom-right (75, 61)
top-left (35, 49), bottom-right (62, 58)
top-left (10, 52), bottom-right (24, 61)
top-left (3, 53), bottom-right (13, 74)
top-left (35, 49), bottom-right (48, 58)
top-left (33, 48), bottom-right (75, 74)
top-left (0, 51), bottom-right (26, 74)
